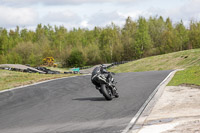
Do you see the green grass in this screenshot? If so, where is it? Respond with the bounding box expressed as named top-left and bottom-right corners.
top-left (168, 66), bottom-right (200, 86)
top-left (109, 49), bottom-right (200, 86)
top-left (110, 49), bottom-right (200, 73)
top-left (0, 70), bottom-right (76, 91)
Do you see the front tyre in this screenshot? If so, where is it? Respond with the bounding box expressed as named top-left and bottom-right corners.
top-left (100, 84), bottom-right (112, 101)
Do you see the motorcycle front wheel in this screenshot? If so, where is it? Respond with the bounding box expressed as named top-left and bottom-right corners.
top-left (100, 84), bottom-right (112, 101)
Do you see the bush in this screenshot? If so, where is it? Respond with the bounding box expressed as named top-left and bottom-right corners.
top-left (85, 44), bottom-right (101, 65)
top-left (67, 49), bottom-right (86, 67)
top-left (0, 55), bottom-right (7, 64)
top-left (43, 57), bottom-right (55, 67)
top-left (7, 52), bottom-right (22, 64)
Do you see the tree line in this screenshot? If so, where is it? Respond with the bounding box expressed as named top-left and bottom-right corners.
top-left (0, 16), bottom-right (200, 67)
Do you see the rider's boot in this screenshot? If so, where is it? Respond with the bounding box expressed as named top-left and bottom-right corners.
top-left (96, 86), bottom-right (102, 94)
top-left (95, 86), bottom-right (100, 90)
top-left (112, 87), bottom-right (119, 98)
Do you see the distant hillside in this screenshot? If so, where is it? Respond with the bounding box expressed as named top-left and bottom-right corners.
top-left (110, 49), bottom-right (200, 73)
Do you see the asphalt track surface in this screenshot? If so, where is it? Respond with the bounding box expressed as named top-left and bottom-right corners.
top-left (0, 70), bottom-right (172, 133)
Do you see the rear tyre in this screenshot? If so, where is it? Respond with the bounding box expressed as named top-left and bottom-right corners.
top-left (100, 84), bottom-right (112, 101)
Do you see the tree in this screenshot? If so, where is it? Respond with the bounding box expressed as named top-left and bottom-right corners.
top-left (99, 27), bottom-right (112, 63)
top-left (148, 16), bottom-right (166, 55)
top-left (158, 17), bottom-right (176, 53)
top-left (1, 17), bottom-right (200, 67)
top-left (85, 44), bottom-right (101, 65)
top-left (54, 26), bottom-right (68, 53)
top-left (0, 28), bottom-right (9, 55)
top-left (20, 28), bottom-right (35, 42)
top-left (174, 20), bottom-right (189, 50)
top-left (134, 17), bottom-right (152, 58)
top-left (121, 16), bottom-right (137, 60)
top-left (189, 21), bottom-right (200, 49)
top-left (110, 23), bottom-right (124, 62)
top-left (34, 24), bottom-right (47, 44)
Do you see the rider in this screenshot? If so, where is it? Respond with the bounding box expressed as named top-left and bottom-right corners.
top-left (91, 64), bottom-right (108, 89)
top-left (91, 64), bottom-right (118, 96)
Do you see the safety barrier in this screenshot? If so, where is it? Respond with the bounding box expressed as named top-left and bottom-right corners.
top-left (106, 60), bottom-right (132, 69)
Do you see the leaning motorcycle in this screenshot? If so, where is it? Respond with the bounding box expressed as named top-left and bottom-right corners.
top-left (94, 72), bottom-right (119, 101)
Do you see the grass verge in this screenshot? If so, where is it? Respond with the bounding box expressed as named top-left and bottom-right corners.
top-left (0, 69), bottom-right (76, 91)
top-left (110, 49), bottom-right (200, 73)
top-left (109, 49), bottom-right (200, 86)
top-left (168, 66), bottom-right (200, 86)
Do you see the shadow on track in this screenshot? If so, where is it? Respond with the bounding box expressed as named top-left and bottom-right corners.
top-left (72, 97), bottom-right (106, 101)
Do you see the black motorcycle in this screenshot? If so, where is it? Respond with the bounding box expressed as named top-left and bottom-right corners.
top-left (91, 66), bottom-right (119, 100)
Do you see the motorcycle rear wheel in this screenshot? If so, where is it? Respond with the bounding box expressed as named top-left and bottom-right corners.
top-left (101, 84), bottom-right (112, 101)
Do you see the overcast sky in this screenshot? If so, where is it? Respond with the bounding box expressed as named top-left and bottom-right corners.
top-left (0, 0), bottom-right (200, 30)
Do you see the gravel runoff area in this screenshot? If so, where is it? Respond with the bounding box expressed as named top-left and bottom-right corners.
top-left (131, 85), bottom-right (200, 133)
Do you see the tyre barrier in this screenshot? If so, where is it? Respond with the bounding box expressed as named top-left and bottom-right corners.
top-left (0, 60), bottom-right (132, 74)
top-left (0, 66), bottom-right (60, 74)
top-left (79, 60), bottom-right (132, 70)
top-left (35, 67), bottom-right (60, 74)
top-left (106, 60), bottom-right (132, 69)
top-left (0, 67), bottom-right (40, 73)
top-left (79, 66), bottom-right (92, 70)
top-left (64, 71), bottom-right (79, 74)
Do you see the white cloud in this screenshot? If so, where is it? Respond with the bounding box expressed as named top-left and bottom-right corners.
top-left (154, 0), bottom-right (200, 25)
top-left (0, 0), bottom-right (142, 6)
top-left (0, 6), bottom-right (38, 28)
top-left (179, 0), bottom-right (200, 20)
top-left (43, 10), bottom-right (82, 24)
top-left (1, 0), bottom-right (200, 30)
top-left (80, 21), bottom-right (89, 27)
top-left (117, 8), bottom-right (166, 22)
top-left (88, 11), bottom-right (125, 27)
top-left (119, 11), bottom-right (142, 20)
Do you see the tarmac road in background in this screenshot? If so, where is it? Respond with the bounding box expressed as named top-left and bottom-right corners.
top-left (0, 70), bottom-right (172, 133)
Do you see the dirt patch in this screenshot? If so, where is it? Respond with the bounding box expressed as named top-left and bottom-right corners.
top-left (163, 119), bottom-right (200, 133)
top-left (179, 83), bottom-right (200, 89)
top-left (137, 86), bottom-right (200, 133)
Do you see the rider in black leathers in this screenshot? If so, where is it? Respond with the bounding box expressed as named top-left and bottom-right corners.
top-left (91, 65), bottom-right (118, 97)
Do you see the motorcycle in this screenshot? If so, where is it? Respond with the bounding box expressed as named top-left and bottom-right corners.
top-left (92, 71), bottom-right (119, 101)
